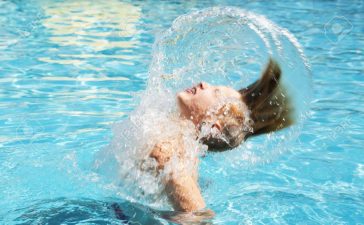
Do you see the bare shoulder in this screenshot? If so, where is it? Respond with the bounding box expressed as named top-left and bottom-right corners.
top-left (149, 137), bottom-right (184, 170)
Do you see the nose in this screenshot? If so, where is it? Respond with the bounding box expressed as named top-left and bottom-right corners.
top-left (198, 82), bottom-right (208, 90)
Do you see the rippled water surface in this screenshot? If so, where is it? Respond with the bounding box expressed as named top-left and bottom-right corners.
top-left (1, 0), bottom-right (364, 224)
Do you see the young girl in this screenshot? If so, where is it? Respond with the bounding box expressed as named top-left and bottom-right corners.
top-left (145, 58), bottom-right (293, 214)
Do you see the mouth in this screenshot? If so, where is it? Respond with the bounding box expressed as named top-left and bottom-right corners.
top-left (185, 87), bottom-right (196, 95)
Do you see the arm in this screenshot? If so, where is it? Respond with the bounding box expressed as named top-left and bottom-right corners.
top-left (165, 171), bottom-right (206, 212)
top-left (149, 141), bottom-right (206, 212)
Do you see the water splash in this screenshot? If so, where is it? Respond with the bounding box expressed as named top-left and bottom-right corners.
top-left (96, 6), bottom-right (312, 209)
top-left (149, 6), bottom-right (312, 164)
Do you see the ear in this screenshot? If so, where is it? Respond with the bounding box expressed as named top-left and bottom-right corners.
top-left (212, 121), bottom-right (222, 131)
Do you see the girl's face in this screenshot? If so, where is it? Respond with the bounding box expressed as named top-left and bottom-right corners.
top-left (177, 82), bottom-right (241, 124)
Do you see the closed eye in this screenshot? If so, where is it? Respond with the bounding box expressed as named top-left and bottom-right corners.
top-left (214, 88), bottom-right (221, 96)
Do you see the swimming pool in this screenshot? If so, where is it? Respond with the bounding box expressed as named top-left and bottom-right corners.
top-left (1, 0), bottom-right (363, 224)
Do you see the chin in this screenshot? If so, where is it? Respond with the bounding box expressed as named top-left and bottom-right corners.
top-left (176, 93), bottom-right (191, 118)
top-left (177, 92), bottom-right (188, 106)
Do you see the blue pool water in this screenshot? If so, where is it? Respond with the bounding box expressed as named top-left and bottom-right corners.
top-left (1, 0), bottom-right (363, 224)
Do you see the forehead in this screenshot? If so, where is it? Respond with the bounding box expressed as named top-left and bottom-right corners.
top-left (214, 85), bottom-right (241, 98)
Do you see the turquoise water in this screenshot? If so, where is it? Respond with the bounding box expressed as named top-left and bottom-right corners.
top-left (1, 0), bottom-right (364, 224)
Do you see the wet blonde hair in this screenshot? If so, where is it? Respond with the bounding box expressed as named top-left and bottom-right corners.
top-left (201, 102), bottom-right (252, 150)
top-left (202, 58), bottom-right (294, 151)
